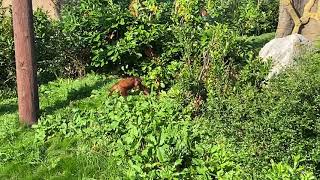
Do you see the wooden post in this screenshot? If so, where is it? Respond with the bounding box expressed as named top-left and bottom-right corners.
top-left (12, 0), bottom-right (39, 125)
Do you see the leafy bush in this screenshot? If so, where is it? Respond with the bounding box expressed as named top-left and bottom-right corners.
top-left (0, 8), bottom-right (14, 89)
top-left (176, 0), bottom-right (279, 35)
top-left (264, 156), bottom-right (316, 180)
top-left (34, 85), bottom-right (244, 178)
top-left (206, 49), bottom-right (320, 176)
top-left (1, 73), bottom-right (318, 179)
top-left (0, 0), bottom-right (279, 90)
top-left (8, 1), bottom-right (320, 178)
top-left (33, 11), bottom-right (67, 83)
top-left (54, 0), bottom-right (279, 89)
top-left (0, 8), bottom-right (94, 90)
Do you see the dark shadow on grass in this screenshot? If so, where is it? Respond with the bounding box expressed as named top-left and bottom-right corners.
top-left (0, 103), bottom-right (18, 115)
top-left (41, 78), bottom-right (112, 115)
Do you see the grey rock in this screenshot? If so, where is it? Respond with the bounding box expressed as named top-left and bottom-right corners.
top-left (259, 34), bottom-right (311, 80)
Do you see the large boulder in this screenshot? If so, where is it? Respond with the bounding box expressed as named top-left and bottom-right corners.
top-left (259, 34), bottom-right (312, 80)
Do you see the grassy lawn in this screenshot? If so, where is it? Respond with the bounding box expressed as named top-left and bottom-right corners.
top-left (0, 74), bottom-right (122, 179)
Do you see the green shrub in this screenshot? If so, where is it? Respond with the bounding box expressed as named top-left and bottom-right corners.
top-left (55, 0), bottom-right (279, 89)
top-left (33, 10), bottom-right (67, 83)
top-left (2, 72), bottom-right (318, 179)
top-left (263, 156), bottom-right (316, 180)
top-left (0, 8), bottom-right (14, 89)
top-left (0, 0), bottom-right (279, 90)
top-left (206, 49), bottom-right (320, 176)
top-left (34, 92), bottom-right (219, 178)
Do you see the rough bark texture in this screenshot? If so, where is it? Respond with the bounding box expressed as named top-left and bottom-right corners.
top-left (276, 0), bottom-right (320, 41)
top-left (12, 0), bottom-right (39, 125)
top-left (300, 0), bottom-right (320, 40)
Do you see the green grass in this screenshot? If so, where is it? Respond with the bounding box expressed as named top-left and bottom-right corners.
top-left (0, 74), bottom-right (122, 179)
top-left (0, 71), bottom-right (317, 179)
top-left (1, 33), bottom-right (319, 179)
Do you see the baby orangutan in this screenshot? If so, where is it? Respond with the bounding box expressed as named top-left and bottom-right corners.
top-left (109, 77), bottom-right (149, 96)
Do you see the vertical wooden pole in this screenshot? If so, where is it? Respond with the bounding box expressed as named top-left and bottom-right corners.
top-left (12, 0), bottom-right (39, 125)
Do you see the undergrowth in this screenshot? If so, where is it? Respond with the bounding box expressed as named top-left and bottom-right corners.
top-left (1, 0), bottom-right (319, 179)
top-left (1, 61), bottom-right (319, 179)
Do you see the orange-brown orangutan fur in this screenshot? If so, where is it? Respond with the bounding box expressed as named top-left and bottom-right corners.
top-left (109, 77), bottom-right (149, 96)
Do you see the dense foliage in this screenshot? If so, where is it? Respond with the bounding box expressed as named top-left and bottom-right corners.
top-left (0, 7), bottom-right (14, 89)
top-left (0, 0), bottom-right (279, 89)
top-left (0, 70), bottom-right (317, 179)
top-left (2, 0), bottom-right (320, 179)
